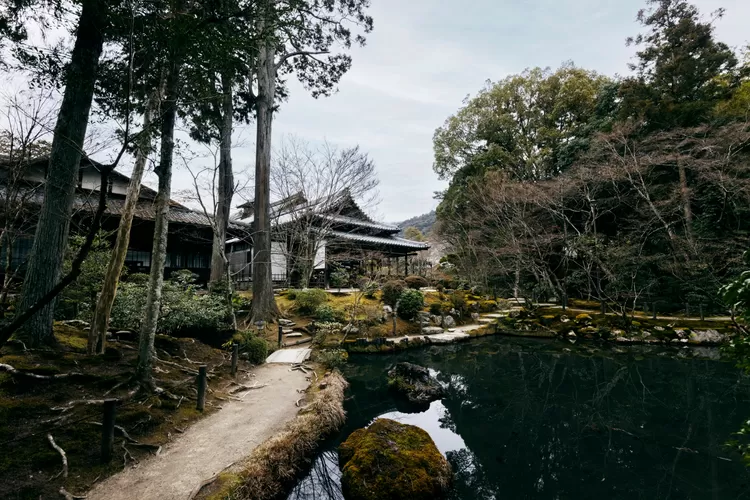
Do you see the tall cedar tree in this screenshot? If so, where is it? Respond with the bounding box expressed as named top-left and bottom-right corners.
top-left (8, 0), bottom-right (111, 346)
top-left (621, 0), bottom-right (738, 129)
top-left (250, 0), bottom-right (373, 323)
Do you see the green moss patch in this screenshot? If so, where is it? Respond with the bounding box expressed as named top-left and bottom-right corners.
top-left (339, 418), bottom-right (452, 500)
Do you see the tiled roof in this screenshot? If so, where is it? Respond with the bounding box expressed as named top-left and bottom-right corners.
top-left (73, 194), bottom-right (214, 227)
top-left (327, 230), bottom-right (430, 250)
top-left (316, 214), bottom-right (399, 233)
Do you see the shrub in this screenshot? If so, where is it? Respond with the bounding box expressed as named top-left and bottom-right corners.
top-left (286, 289), bottom-right (298, 300)
top-left (295, 288), bottom-right (328, 314)
top-left (398, 289), bottom-right (425, 320)
top-left (381, 280), bottom-right (406, 307)
top-left (315, 304), bottom-right (344, 323)
top-left (358, 278), bottom-right (379, 299)
top-left (110, 272), bottom-right (232, 337)
top-left (314, 349), bottom-right (349, 370)
top-left (404, 275), bottom-right (428, 290)
top-left (228, 331), bottom-right (269, 365)
top-left (127, 273), bottom-right (150, 285)
top-left (429, 303), bottom-right (443, 316)
top-left (435, 284), bottom-right (445, 293)
top-left (313, 322), bottom-right (343, 347)
top-left (479, 300), bottom-right (498, 313)
top-left (329, 267), bottom-right (350, 290)
top-left (449, 290), bottom-right (468, 317)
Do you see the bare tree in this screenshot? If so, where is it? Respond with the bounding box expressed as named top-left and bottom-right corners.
top-left (0, 90), bottom-right (56, 308)
top-left (271, 137), bottom-right (378, 288)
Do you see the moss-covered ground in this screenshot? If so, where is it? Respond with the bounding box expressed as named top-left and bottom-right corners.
top-left (0, 323), bottom-right (245, 499)
top-left (236, 289), bottom-right (501, 350)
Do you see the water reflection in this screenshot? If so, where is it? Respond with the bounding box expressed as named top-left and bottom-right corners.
top-left (290, 337), bottom-right (750, 499)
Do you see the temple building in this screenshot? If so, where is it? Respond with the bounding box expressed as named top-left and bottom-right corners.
top-left (226, 190), bottom-right (430, 288)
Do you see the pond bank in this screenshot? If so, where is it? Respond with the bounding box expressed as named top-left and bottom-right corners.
top-left (343, 308), bottom-right (736, 355)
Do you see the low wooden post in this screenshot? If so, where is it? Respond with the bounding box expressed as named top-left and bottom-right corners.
top-left (231, 343), bottom-right (238, 376)
top-left (196, 365), bottom-right (207, 412)
top-left (652, 302), bottom-right (657, 320)
top-left (600, 300), bottom-right (606, 315)
top-left (278, 325), bottom-right (283, 349)
top-left (685, 302), bottom-right (690, 318)
top-left (101, 399), bottom-right (117, 463)
top-left (700, 304), bottom-right (704, 321)
top-left (561, 292), bottom-right (567, 312)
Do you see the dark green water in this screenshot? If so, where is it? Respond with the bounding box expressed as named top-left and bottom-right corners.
top-left (288, 337), bottom-right (750, 499)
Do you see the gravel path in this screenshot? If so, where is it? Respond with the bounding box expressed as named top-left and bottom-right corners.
top-left (87, 364), bottom-right (309, 500)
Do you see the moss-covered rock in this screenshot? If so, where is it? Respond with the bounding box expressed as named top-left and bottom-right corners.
top-left (339, 418), bottom-right (452, 500)
top-left (387, 362), bottom-right (445, 409)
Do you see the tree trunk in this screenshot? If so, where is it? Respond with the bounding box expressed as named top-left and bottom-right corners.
top-left (250, 7), bottom-right (279, 323)
top-left (89, 90), bottom-right (160, 355)
top-left (136, 60), bottom-right (179, 389)
top-left (17, 0), bottom-right (106, 347)
top-left (210, 72), bottom-right (235, 284)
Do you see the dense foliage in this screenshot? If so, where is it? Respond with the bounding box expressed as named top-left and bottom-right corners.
top-left (397, 289), bottom-right (425, 320)
top-left (110, 272), bottom-right (232, 337)
top-left (405, 275), bottom-right (429, 290)
top-left (293, 288), bottom-right (328, 314)
top-left (434, 0), bottom-right (750, 314)
top-left (381, 280), bottom-right (406, 308)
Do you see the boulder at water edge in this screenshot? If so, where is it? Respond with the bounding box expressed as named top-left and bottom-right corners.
top-left (339, 418), bottom-right (452, 500)
top-left (387, 362), bottom-right (445, 409)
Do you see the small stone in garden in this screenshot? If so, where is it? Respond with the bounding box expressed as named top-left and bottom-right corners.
top-left (441, 315), bottom-right (456, 328)
top-left (285, 332), bottom-right (303, 338)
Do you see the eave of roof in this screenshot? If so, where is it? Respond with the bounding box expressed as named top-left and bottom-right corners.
top-left (316, 214), bottom-right (399, 233)
top-left (327, 230), bottom-right (430, 250)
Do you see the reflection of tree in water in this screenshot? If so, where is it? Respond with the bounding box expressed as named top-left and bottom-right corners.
top-left (434, 340), bottom-right (750, 498)
top-left (287, 450), bottom-right (344, 500)
top-left (289, 339), bottom-right (750, 499)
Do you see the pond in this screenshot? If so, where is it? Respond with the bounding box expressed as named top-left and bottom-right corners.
top-left (289, 337), bottom-right (750, 500)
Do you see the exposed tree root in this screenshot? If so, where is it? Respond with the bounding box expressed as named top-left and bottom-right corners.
top-left (121, 441), bottom-right (136, 469)
top-left (47, 434), bottom-right (68, 478)
top-left (0, 363), bottom-right (83, 379)
top-left (229, 383), bottom-right (267, 395)
top-left (59, 487), bottom-right (87, 500)
top-left (87, 422), bottom-right (162, 455)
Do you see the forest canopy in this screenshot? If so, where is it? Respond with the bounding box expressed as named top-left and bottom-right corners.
top-left (433, 0), bottom-right (750, 313)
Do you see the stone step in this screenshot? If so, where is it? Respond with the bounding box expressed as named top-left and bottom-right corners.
top-left (282, 328), bottom-right (295, 334)
top-left (284, 332), bottom-right (303, 338)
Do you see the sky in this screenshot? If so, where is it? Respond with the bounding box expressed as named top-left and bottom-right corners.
top-left (4, 0), bottom-right (750, 223)
top-left (245, 0), bottom-right (750, 222)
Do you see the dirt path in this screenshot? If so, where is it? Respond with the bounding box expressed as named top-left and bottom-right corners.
top-left (87, 364), bottom-right (309, 500)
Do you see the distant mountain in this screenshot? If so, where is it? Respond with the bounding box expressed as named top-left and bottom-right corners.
top-left (396, 210), bottom-right (436, 237)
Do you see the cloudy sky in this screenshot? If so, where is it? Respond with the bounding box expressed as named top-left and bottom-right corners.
top-left (247, 0), bottom-right (749, 222)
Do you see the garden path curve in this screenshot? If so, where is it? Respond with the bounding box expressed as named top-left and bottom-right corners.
top-left (86, 363), bottom-right (309, 500)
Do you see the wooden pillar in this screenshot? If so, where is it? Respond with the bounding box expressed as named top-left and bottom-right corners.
top-left (405, 254), bottom-right (409, 276)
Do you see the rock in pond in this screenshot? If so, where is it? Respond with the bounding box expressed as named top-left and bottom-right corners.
top-left (387, 362), bottom-right (445, 409)
top-left (339, 418), bottom-right (452, 500)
